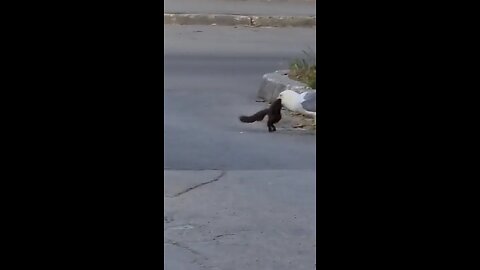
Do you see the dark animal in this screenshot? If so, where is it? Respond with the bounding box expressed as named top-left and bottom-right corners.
top-left (239, 99), bottom-right (282, 132)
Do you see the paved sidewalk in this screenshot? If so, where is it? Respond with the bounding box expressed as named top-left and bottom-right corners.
top-left (164, 169), bottom-right (316, 269)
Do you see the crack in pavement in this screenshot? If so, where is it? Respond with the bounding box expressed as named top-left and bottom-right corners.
top-left (171, 170), bottom-right (226, 198)
top-left (165, 237), bottom-right (202, 256)
top-left (165, 237), bottom-right (212, 269)
top-left (164, 224), bottom-right (197, 231)
top-left (212, 233), bottom-right (236, 241)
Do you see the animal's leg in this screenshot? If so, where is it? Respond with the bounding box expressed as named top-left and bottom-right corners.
top-left (267, 121), bottom-right (276, 132)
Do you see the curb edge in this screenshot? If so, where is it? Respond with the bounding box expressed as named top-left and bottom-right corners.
top-left (164, 13), bottom-right (316, 27)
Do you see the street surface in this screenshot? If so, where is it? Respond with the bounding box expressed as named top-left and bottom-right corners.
top-left (164, 0), bottom-right (316, 17)
top-left (165, 25), bottom-right (316, 170)
top-left (164, 24), bottom-right (316, 269)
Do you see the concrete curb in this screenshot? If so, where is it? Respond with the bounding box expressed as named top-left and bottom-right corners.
top-left (257, 70), bottom-right (313, 103)
top-left (164, 13), bottom-right (316, 27)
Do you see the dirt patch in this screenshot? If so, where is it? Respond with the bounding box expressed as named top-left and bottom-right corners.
top-left (278, 108), bottom-right (316, 134)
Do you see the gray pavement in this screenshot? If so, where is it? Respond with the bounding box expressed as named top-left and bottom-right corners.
top-left (164, 24), bottom-right (316, 269)
top-left (165, 170), bottom-right (316, 270)
top-left (164, 0), bottom-right (316, 16)
top-left (164, 25), bottom-right (316, 170)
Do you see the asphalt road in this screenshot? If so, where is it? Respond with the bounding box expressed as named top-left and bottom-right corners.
top-left (164, 25), bottom-right (316, 170)
top-left (164, 25), bottom-right (317, 270)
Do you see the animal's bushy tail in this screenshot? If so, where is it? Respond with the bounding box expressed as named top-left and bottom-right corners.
top-left (239, 109), bottom-right (268, 123)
